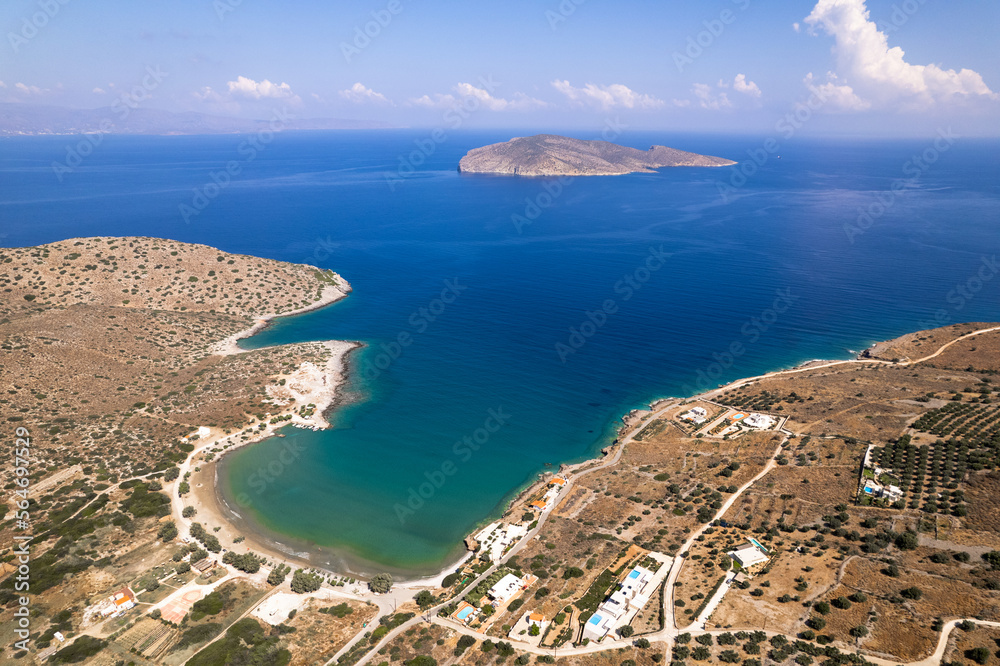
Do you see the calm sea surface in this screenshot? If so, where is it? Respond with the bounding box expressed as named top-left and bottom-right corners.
top-left (2, 130), bottom-right (999, 576)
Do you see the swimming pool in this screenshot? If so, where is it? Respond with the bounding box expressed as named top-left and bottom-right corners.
top-left (749, 537), bottom-right (769, 553)
top-left (456, 606), bottom-right (474, 621)
top-left (628, 569), bottom-right (640, 579)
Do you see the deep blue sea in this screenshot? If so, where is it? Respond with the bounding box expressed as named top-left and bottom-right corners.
top-left (2, 130), bottom-right (999, 576)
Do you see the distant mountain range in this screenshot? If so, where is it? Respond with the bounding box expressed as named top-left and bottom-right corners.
top-left (0, 102), bottom-right (393, 136)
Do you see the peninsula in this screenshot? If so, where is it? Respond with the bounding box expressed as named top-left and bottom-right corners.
top-left (457, 134), bottom-right (736, 176)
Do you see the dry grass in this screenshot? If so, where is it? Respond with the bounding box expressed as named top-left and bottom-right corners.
top-left (944, 623), bottom-right (1000, 666)
top-left (284, 599), bottom-right (378, 666)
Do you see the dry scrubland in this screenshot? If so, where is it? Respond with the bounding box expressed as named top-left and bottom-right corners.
top-left (3, 237), bottom-right (1000, 666)
top-left (416, 324), bottom-right (1000, 666)
top-left (0, 237), bottom-right (354, 664)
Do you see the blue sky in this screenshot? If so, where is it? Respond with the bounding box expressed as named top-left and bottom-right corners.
top-left (2, 0), bottom-right (998, 135)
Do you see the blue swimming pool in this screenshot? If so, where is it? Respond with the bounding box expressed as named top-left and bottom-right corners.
top-left (456, 607), bottom-right (474, 621)
top-left (588, 614), bottom-right (602, 625)
top-left (749, 537), bottom-right (769, 553)
top-left (628, 569), bottom-right (640, 579)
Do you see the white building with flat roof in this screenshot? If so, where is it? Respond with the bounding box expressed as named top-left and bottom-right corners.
top-left (583, 565), bottom-right (658, 641)
top-left (729, 542), bottom-right (769, 568)
top-left (680, 406), bottom-right (708, 424)
top-left (583, 611), bottom-right (616, 641)
top-left (488, 573), bottom-right (525, 603)
top-left (743, 413), bottom-right (776, 430)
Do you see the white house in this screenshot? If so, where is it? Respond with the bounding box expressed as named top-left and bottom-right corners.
top-left (583, 611), bottom-right (616, 641)
top-left (488, 573), bottom-right (525, 603)
top-left (680, 407), bottom-right (708, 424)
top-left (728, 542), bottom-right (769, 568)
top-left (743, 413), bottom-right (775, 430)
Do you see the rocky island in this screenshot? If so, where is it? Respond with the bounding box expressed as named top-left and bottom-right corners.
top-left (458, 134), bottom-right (736, 176)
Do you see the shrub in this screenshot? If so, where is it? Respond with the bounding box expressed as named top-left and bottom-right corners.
top-left (49, 636), bottom-right (106, 663)
top-left (900, 587), bottom-right (923, 600)
top-left (895, 531), bottom-right (919, 551)
top-left (369, 572), bottom-right (393, 593)
top-left (966, 647), bottom-right (991, 665)
top-left (158, 521), bottom-right (178, 542)
top-left (290, 569), bottom-right (323, 593)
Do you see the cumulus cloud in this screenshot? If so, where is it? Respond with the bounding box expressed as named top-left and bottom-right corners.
top-left (92, 87), bottom-right (106, 95)
top-left (804, 0), bottom-right (996, 108)
top-left (804, 71), bottom-right (871, 111)
top-left (732, 74), bottom-right (762, 97)
top-left (550, 80), bottom-right (664, 110)
top-left (339, 82), bottom-right (391, 105)
top-left (692, 83), bottom-right (732, 110)
top-left (226, 75), bottom-right (301, 103)
top-left (409, 83), bottom-right (545, 111)
top-left (0, 81), bottom-right (6, 88)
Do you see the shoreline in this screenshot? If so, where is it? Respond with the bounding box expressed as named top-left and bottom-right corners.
top-left (211, 278), bottom-right (352, 356)
top-left (190, 299), bottom-right (976, 588)
top-left (194, 347), bottom-right (864, 586)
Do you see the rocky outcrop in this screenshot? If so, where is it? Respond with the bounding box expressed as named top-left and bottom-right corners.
top-left (458, 134), bottom-right (736, 176)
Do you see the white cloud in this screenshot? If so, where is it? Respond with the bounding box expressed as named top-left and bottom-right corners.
top-left (692, 83), bottom-right (732, 110)
top-left (14, 83), bottom-right (45, 96)
top-left (733, 74), bottom-right (762, 97)
top-left (339, 82), bottom-right (391, 105)
top-left (409, 83), bottom-right (546, 111)
top-left (226, 75), bottom-right (301, 103)
top-left (0, 81), bottom-right (6, 89)
top-left (92, 87), bottom-right (106, 95)
top-left (409, 93), bottom-right (454, 109)
top-left (793, 22), bottom-right (801, 32)
top-left (550, 80), bottom-right (664, 110)
top-left (804, 72), bottom-right (871, 111)
top-left (804, 0), bottom-right (996, 108)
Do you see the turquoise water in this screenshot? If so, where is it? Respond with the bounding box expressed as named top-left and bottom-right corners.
top-left (2, 131), bottom-right (999, 576)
